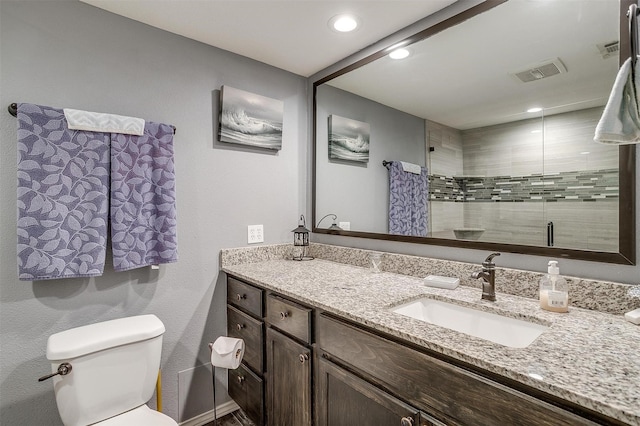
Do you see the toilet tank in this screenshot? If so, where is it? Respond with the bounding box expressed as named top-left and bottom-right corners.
top-left (46, 315), bottom-right (166, 426)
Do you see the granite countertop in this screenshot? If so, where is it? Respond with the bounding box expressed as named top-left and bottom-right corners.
top-left (222, 258), bottom-right (640, 425)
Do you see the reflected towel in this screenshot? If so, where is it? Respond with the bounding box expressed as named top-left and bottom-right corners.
top-left (400, 161), bottom-right (422, 174)
top-left (388, 161), bottom-right (428, 237)
top-left (16, 103), bottom-right (110, 280)
top-left (594, 57), bottom-right (640, 145)
top-left (64, 108), bottom-right (145, 136)
top-left (110, 122), bottom-right (178, 271)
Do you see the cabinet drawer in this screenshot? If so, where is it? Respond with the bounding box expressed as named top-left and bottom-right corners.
top-left (317, 313), bottom-right (601, 426)
top-left (227, 305), bottom-right (264, 373)
top-left (266, 294), bottom-right (312, 344)
top-left (228, 276), bottom-right (263, 318)
top-left (228, 363), bottom-right (264, 426)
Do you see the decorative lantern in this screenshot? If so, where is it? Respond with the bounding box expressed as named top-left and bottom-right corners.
top-left (291, 215), bottom-right (314, 261)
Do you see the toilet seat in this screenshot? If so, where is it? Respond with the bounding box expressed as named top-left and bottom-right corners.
top-left (96, 405), bottom-right (178, 425)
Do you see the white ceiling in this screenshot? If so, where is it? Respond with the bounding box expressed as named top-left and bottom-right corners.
top-left (80, 0), bottom-right (621, 130)
top-left (327, 0), bottom-right (620, 129)
top-left (80, 0), bottom-right (457, 77)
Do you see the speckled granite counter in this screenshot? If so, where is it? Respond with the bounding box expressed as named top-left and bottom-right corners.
top-left (221, 246), bottom-right (640, 425)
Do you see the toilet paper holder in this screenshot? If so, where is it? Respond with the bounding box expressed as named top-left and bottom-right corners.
top-left (208, 336), bottom-right (245, 425)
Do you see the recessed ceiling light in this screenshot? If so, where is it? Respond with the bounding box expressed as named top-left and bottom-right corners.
top-left (329, 14), bottom-right (359, 33)
top-left (389, 48), bottom-right (411, 60)
top-left (527, 107), bottom-right (543, 113)
top-left (580, 151), bottom-right (591, 155)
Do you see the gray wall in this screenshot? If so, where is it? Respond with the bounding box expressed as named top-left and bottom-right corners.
top-left (316, 84), bottom-right (425, 233)
top-left (0, 1), bottom-right (306, 424)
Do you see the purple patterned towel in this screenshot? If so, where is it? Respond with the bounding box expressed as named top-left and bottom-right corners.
top-left (388, 161), bottom-right (429, 237)
top-left (110, 122), bottom-right (178, 271)
top-left (17, 104), bottom-right (110, 280)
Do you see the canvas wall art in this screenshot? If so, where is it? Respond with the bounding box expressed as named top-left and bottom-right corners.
top-left (329, 115), bottom-right (370, 163)
top-left (219, 86), bottom-right (284, 150)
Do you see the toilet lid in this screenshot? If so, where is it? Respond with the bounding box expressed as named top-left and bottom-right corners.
top-left (97, 405), bottom-right (178, 426)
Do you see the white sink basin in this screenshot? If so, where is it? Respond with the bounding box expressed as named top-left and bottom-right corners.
top-left (391, 298), bottom-right (548, 348)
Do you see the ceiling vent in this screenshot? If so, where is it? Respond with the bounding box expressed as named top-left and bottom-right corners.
top-left (511, 58), bottom-right (567, 83)
top-left (596, 41), bottom-right (619, 59)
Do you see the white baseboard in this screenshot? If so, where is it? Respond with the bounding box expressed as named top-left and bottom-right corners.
top-left (179, 400), bottom-right (240, 426)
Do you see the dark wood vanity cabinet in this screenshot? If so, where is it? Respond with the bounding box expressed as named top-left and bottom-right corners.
top-left (226, 278), bottom-right (265, 426)
top-left (227, 276), bottom-right (313, 426)
top-left (226, 275), bottom-right (615, 426)
top-left (317, 313), bottom-right (607, 426)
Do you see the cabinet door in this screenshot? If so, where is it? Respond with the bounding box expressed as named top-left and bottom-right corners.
top-left (266, 327), bottom-right (312, 426)
top-left (316, 355), bottom-right (421, 426)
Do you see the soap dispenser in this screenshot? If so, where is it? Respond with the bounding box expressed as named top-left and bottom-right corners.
top-left (539, 260), bottom-right (568, 313)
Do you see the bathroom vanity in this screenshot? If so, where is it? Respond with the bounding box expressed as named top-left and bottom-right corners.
top-left (221, 246), bottom-right (640, 426)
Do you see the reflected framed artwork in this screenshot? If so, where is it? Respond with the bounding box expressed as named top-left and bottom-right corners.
top-left (328, 115), bottom-right (370, 163)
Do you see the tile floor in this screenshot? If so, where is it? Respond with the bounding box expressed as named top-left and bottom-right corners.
top-left (204, 409), bottom-right (255, 426)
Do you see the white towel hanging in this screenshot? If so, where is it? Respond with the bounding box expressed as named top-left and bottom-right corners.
top-left (64, 108), bottom-right (145, 135)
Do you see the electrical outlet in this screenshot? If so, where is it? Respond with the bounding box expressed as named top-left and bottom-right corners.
top-left (339, 221), bottom-right (351, 231)
top-left (247, 224), bottom-right (264, 244)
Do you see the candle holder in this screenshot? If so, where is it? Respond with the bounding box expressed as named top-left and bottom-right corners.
top-left (291, 215), bottom-right (314, 261)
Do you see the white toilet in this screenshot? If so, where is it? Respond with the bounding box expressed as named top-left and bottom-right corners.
top-left (45, 314), bottom-right (178, 426)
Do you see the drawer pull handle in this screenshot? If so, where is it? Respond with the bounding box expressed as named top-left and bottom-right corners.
top-left (280, 311), bottom-right (289, 320)
top-left (299, 353), bottom-right (310, 363)
top-left (236, 294), bottom-right (246, 301)
top-left (237, 375), bottom-right (245, 384)
top-left (236, 323), bottom-right (245, 331)
top-left (400, 417), bottom-right (413, 426)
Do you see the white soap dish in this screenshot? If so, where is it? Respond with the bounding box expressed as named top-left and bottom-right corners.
top-left (624, 308), bottom-right (640, 325)
top-left (424, 275), bottom-right (459, 290)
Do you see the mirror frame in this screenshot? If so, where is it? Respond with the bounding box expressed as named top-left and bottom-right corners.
top-left (312, 0), bottom-right (636, 265)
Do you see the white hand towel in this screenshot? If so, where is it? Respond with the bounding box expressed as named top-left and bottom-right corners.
top-left (594, 57), bottom-right (640, 145)
top-left (64, 108), bottom-right (145, 136)
top-left (400, 161), bottom-right (422, 174)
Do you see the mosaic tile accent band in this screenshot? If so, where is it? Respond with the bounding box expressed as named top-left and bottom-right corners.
top-left (429, 168), bottom-right (618, 202)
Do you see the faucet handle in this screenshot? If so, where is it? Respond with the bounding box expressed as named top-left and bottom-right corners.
top-left (482, 252), bottom-right (501, 268)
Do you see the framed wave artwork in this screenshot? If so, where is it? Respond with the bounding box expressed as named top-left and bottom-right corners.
top-left (219, 86), bottom-right (284, 150)
top-left (328, 115), bottom-right (370, 163)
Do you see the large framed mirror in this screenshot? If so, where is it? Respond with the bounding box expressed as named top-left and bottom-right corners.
top-left (313, 0), bottom-right (636, 264)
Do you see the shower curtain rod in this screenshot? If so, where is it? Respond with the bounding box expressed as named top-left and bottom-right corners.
top-left (7, 103), bottom-right (177, 134)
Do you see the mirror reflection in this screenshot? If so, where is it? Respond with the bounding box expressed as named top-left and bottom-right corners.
top-left (315, 0), bottom-right (623, 253)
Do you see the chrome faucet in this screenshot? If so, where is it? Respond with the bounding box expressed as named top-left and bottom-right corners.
top-left (471, 252), bottom-right (501, 301)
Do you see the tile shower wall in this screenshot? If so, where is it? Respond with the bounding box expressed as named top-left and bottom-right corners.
top-left (426, 120), bottom-right (464, 238)
top-left (426, 107), bottom-right (619, 250)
